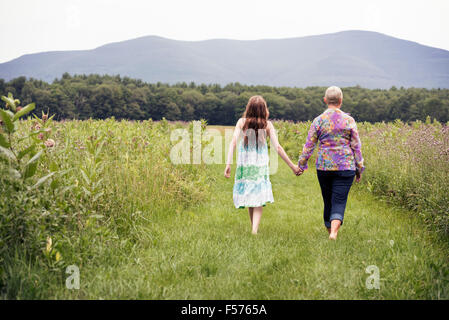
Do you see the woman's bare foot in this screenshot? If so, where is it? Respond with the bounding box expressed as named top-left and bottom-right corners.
top-left (251, 230), bottom-right (258, 235)
top-left (328, 220), bottom-right (341, 240)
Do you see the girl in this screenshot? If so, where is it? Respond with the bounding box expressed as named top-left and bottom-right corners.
top-left (224, 95), bottom-right (301, 234)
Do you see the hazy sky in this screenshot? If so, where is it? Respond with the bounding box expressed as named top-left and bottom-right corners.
top-left (0, 0), bottom-right (448, 63)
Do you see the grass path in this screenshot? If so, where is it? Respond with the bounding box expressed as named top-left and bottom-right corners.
top-left (72, 158), bottom-right (448, 299)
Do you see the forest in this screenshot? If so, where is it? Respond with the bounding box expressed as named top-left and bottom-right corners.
top-left (1, 73), bottom-right (448, 124)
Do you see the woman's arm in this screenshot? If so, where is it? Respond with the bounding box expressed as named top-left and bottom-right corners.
top-left (267, 121), bottom-right (301, 174)
top-left (349, 119), bottom-right (365, 181)
top-left (298, 121), bottom-right (318, 171)
top-left (224, 118), bottom-right (243, 178)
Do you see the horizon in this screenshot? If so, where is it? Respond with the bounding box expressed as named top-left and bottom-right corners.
top-left (4, 29), bottom-right (449, 64)
top-left (1, 0), bottom-right (448, 63)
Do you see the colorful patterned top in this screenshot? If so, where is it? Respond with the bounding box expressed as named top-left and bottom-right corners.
top-left (298, 108), bottom-right (364, 172)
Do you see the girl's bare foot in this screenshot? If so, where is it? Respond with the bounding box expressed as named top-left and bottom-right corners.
top-left (251, 207), bottom-right (262, 236)
top-left (252, 230), bottom-right (258, 235)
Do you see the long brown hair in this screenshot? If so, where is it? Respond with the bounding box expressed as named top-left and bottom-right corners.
top-left (242, 95), bottom-right (269, 147)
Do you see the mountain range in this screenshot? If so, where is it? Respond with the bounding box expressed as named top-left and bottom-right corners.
top-left (1, 30), bottom-right (449, 89)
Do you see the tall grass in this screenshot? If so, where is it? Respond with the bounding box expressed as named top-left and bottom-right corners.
top-left (359, 119), bottom-right (449, 235)
top-left (0, 118), bottom-right (208, 298)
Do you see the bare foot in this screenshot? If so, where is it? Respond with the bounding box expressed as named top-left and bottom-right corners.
top-left (329, 233), bottom-right (337, 240)
top-left (252, 230), bottom-right (258, 235)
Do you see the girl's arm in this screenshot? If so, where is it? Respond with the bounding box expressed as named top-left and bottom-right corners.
top-left (267, 121), bottom-right (301, 174)
top-left (224, 118), bottom-right (243, 178)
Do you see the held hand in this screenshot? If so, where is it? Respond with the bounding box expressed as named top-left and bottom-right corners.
top-left (355, 171), bottom-right (362, 182)
top-left (224, 165), bottom-right (231, 178)
top-left (292, 165), bottom-right (304, 176)
top-left (290, 165), bottom-right (298, 175)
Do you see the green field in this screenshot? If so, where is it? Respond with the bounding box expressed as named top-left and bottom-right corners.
top-left (1, 117), bottom-right (448, 299)
top-left (83, 162), bottom-right (447, 299)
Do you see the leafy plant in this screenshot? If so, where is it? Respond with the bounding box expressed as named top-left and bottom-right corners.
top-left (0, 92), bottom-right (56, 186)
top-left (0, 93), bottom-right (60, 278)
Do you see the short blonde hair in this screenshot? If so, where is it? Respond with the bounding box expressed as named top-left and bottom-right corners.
top-left (325, 86), bottom-right (343, 105)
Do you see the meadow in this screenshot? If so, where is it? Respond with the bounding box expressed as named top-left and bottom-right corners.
top-left (0, 97), bottom-right (448, 299)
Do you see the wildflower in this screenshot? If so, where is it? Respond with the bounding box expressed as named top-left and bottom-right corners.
top-left (38, 133), bottom-right (44, 140)
top-left (42, 113), bottom-right (48, 122)
top-left (46, 236), bottom-right (52, 253)
top-left (44, 139), bottom-right (55, 148)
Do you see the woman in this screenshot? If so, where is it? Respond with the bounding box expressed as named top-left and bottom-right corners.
top-left (224, 95), bottom-right (301, 235)
top-left (298, 86), bottom-right (364, 240)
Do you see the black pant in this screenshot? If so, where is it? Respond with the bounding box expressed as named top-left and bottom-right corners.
top-left (316, 170), bottom-right (356, 228)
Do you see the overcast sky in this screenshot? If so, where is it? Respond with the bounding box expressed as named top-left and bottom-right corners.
top-left (0, 0), bottom-right (448, 63)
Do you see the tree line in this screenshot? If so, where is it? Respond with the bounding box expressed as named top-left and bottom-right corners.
top-left (1, 73), bottom-right (448, 124)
